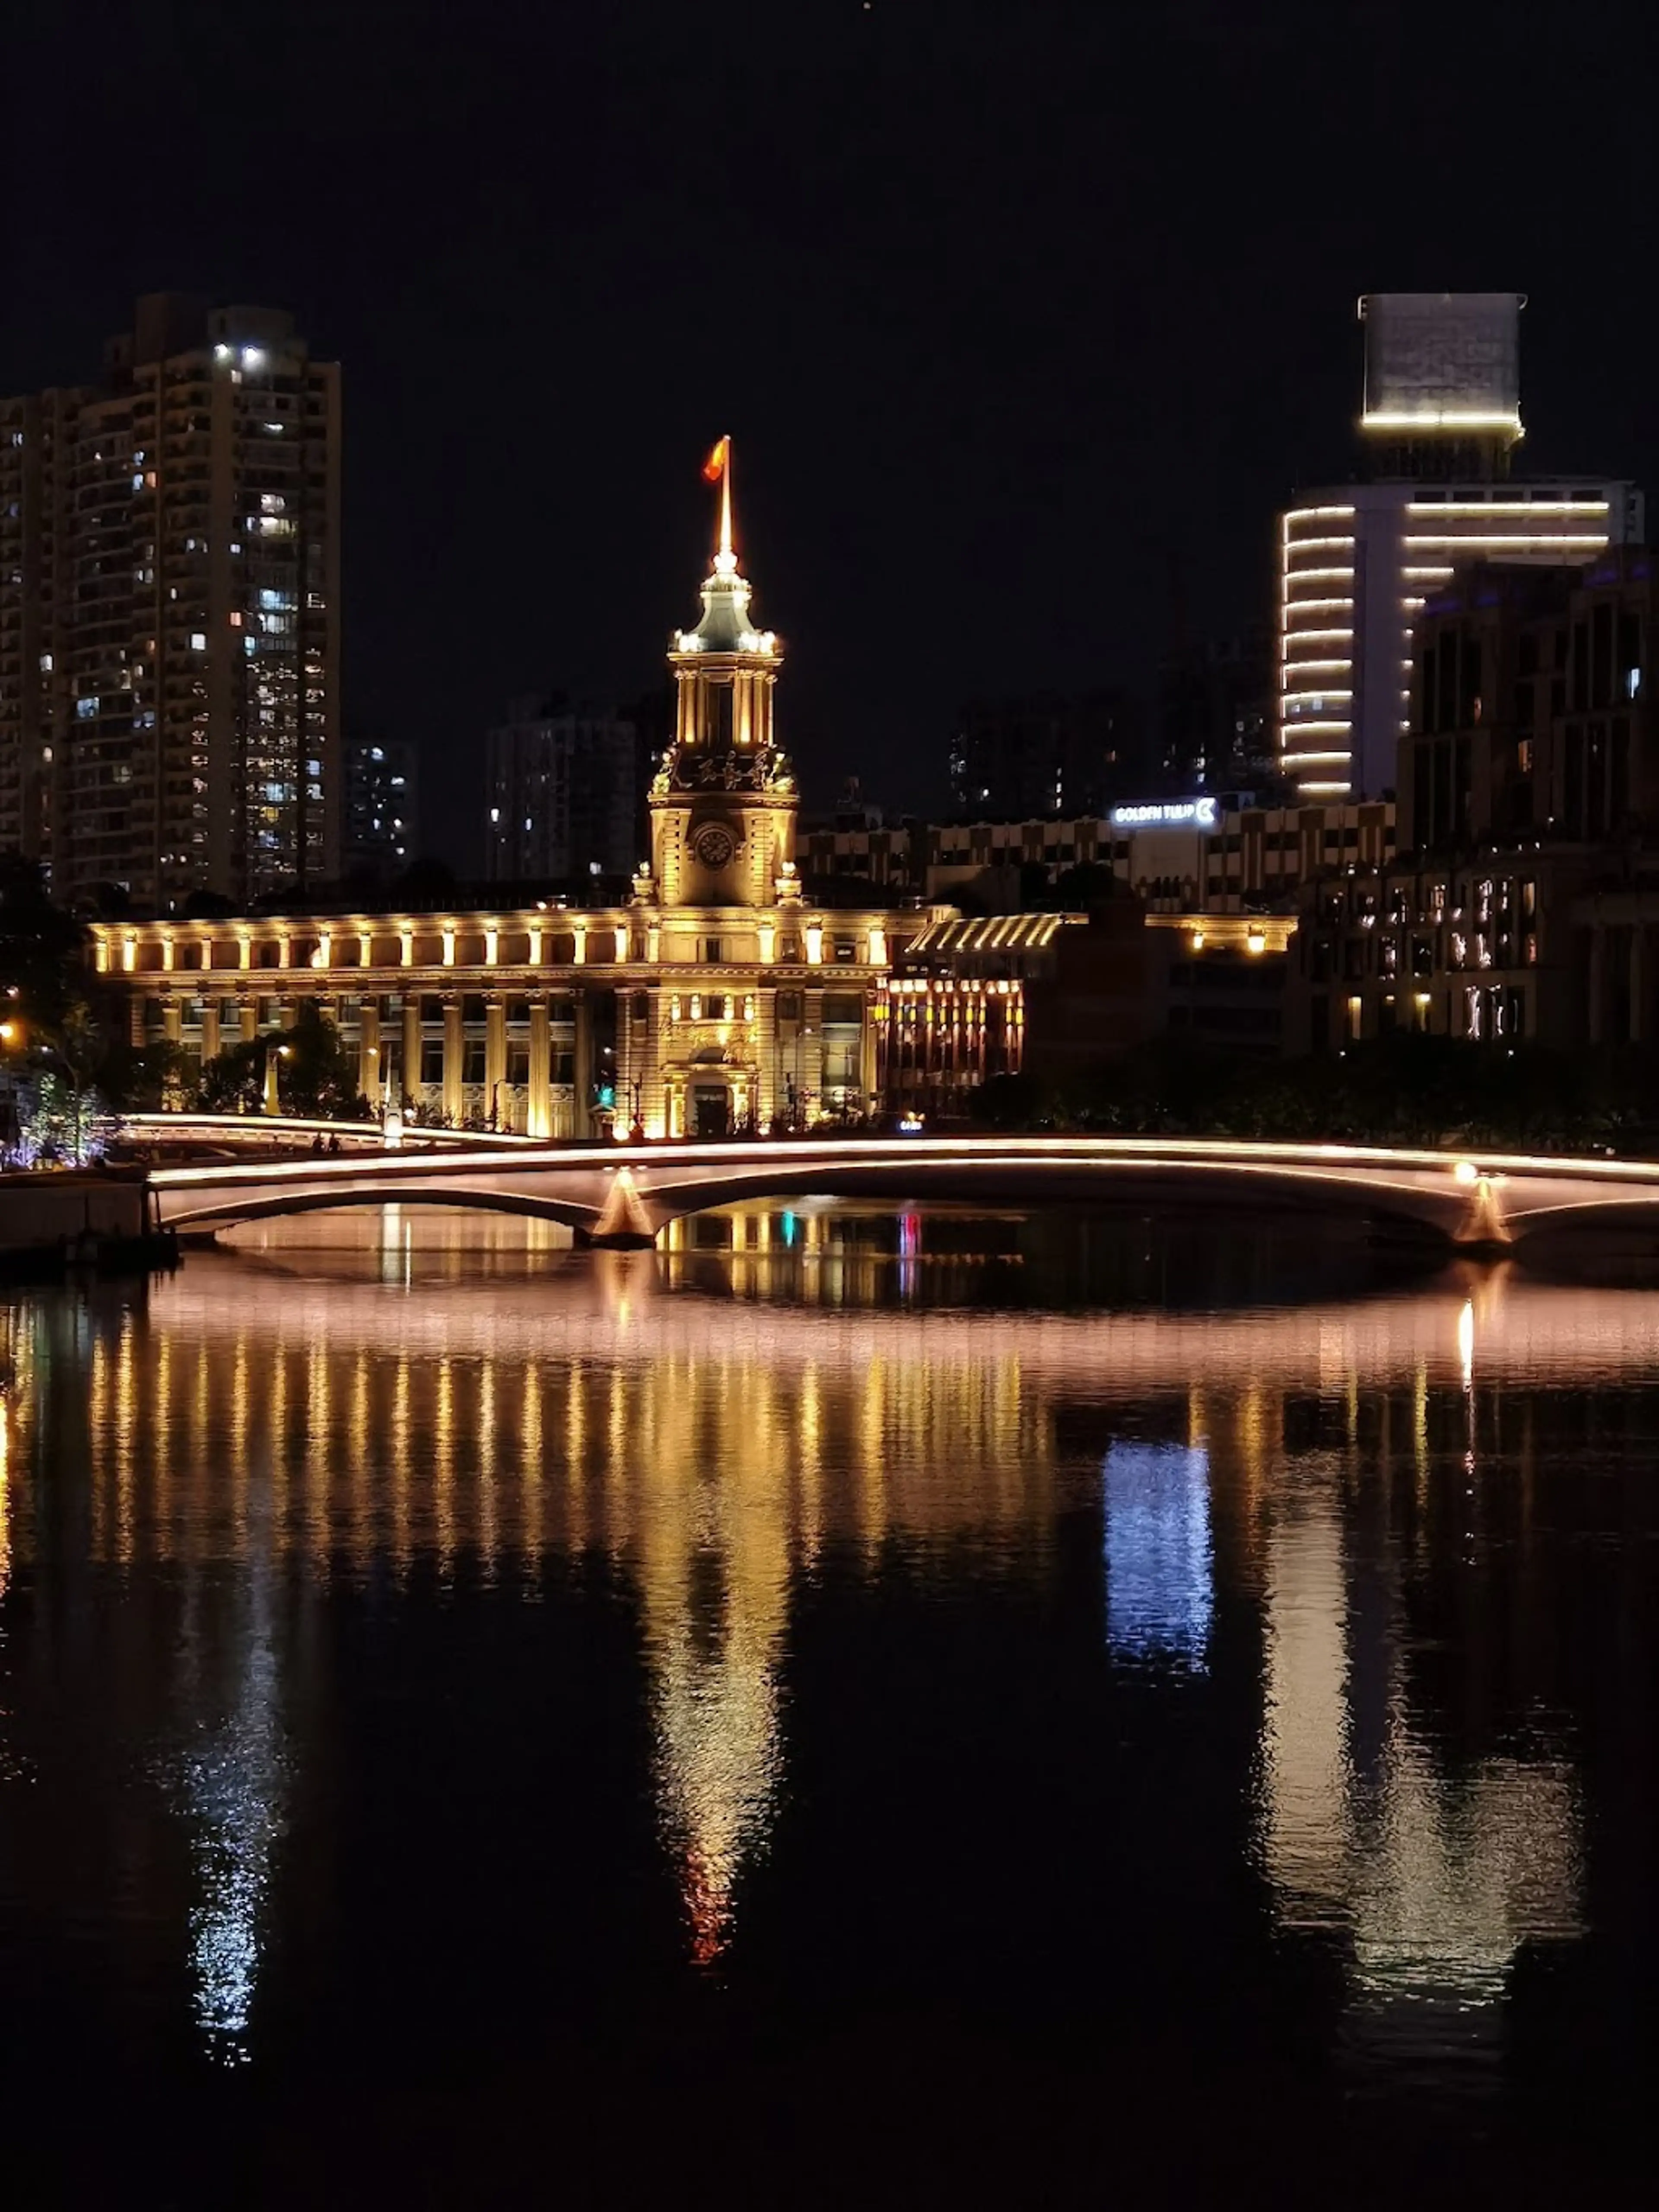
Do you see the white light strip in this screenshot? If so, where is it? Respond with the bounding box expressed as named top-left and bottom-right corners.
top-left (1284, 598), bottom-right (1354, 614)
top-left (1284, 536), bottom-right (1357, 553)
top-left (1405, 500), bottom-right (1609, 516)
top-left (1285, 505), bottom-right (1358, 524)
top-left (1281, 688), bottom-right (1354, 703)
top-left (1284, 567), bottom-right (1354, 585)
top-left (1283, 628), bottom-right (1354, 644)
top-left (1403, 533), bottom-right (1607, 549)
top-left (1361, 410), bottom-right (1522, 431)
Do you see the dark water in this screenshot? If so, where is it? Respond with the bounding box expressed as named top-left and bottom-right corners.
top-left (2, 1203), bottom-right (1656, 2205)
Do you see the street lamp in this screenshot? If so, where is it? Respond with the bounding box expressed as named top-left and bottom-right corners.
top-left (264, 1039), bottom-right (292, 1117)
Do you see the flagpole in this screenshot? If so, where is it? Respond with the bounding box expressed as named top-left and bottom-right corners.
top-left (718, 434), bottom-right (734, 565)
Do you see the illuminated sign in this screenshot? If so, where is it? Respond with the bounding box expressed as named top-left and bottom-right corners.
top-left (1109, 797), bottom-right (1219, 830)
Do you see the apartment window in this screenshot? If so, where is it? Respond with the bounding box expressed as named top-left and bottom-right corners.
top-left (420, 1039), bottom-right (445, 1084)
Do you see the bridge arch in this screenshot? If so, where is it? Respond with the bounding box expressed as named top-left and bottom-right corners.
top-left (632, 1154), bottom-right (1467, 1247)
top-left (165, 1186), bottom-right (600, 1237)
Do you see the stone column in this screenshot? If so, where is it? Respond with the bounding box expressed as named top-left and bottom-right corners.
top-left (403, 997), bottom-right (422, 1109)
top-left (201, 1002), bottom-right (220, 1065)
top-left (574, 989), bottom-right (593, 1129)
top-left (443, 1000), bottom-right (464, 1122)
top-left (486, 997), bottom-right (507, 1121)
top-left (528, 999), bottom-right (551, 1139)
top-left (239, 1001), bottom-right (258, 1045)
top-left (359, 999), bottom-right (381, 1105)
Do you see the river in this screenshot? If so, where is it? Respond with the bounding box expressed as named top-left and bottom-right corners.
top-left (0, 1203), bottom-right (1654, 2202)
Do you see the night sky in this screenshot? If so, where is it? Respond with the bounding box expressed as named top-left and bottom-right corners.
top-left (2, 0), bottom-right (1654, 867)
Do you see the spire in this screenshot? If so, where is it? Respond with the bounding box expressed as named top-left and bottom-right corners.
top-left (675, 436), bottom-right (778, 659)
top-left (717, 435), bottom-right (735, 574)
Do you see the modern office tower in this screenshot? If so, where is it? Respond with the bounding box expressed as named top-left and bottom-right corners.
top-left (948, 690), bottom-right (1144, 818)
top-left (1276, 293), bottom-right (1642, 803)
top-left (484, 698), bottom-right (640, 885)
top-left (0, 293), bottom-right (340, 909)
top-left (344, 736), bottom-right (419, 880)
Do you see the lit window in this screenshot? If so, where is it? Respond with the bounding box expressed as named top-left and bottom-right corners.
top-left (38, 651), bottom-right (51, 672)
top-left (189, 632), bottom-right (207, 651)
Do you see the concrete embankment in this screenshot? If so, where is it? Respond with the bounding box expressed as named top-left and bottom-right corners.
top-left (0, 1173), bottom-right (175, 1278)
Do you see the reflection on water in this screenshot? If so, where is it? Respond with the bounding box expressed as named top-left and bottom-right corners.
top-left (1, 1203), bottom-right (1656, 2183)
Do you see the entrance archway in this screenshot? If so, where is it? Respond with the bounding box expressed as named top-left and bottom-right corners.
top-left (691, 1082), bottom-right (731, 1138)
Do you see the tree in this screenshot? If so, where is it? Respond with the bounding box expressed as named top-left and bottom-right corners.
top-left (280, 1000), bottom-right (359, 1117)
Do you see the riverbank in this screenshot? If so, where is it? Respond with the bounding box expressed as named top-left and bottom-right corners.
top-left (0, 1169), bottom-right (177, 1278)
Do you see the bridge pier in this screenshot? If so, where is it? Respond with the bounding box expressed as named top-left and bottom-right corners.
top-left (583, 1166), bottom-right (660, 1250)
top-left (1450, 1170), bottom-right (1513, 1254)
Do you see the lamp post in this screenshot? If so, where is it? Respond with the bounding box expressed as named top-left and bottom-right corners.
top-left (264, 1039), bottom-right (292, 1117)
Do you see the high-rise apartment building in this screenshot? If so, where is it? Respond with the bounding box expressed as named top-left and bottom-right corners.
top-left (344, 736), bottom-right (419, 881)
top-left (484, 698), bottom-right (639, 885)
top-left (1277, 293), bottom-right (1642, 803)
top-left (0, 293), bottom-right (340, 908)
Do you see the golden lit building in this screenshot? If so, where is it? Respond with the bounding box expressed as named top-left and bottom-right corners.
top-left (91, 451), bottom-right (937, 1136)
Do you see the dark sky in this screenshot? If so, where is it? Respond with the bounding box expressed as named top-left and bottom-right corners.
top-left (2, 0), bottom-right (1654, 866)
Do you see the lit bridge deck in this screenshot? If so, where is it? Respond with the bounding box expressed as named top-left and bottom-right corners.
top-left (143, 1131), bottom-right (1659, 1252)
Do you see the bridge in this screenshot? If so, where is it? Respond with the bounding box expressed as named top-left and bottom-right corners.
top-left (143, 1130), bottom-right (1659, 1253)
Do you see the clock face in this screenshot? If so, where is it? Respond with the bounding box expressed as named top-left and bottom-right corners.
top-left (692, 821), bottom-right (736, 868)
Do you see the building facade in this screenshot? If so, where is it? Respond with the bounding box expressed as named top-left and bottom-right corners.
top-left (94, 457), bottom-right (925, 1136)
top-left (803, 795), bottom-right (1393, 913)
top-left (344, 737), bottom-right (419, 881)
top-left (1276, 293), bottom-right (1642, 802)
top-left (948, 690), bottom-right (1143, 819)
top-left (1288, 547), bottom-right (1656, 1050)
top-left (484, 700), bottom-right (639, 886)
top-left (1, 293), bottom-right (341, 908)
top-left (1158, 627), bottom-right (1274, 793)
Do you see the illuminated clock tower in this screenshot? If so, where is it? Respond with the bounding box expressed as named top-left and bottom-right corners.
top-left (649, 442), bottom-right (798, 908)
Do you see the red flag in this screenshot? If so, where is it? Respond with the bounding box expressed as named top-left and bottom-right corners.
top-left (702, 436), bottom-right (729, 484)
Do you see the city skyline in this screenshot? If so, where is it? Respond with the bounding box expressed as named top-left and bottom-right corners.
top-left (2, 1), bottom-right (1652, 866)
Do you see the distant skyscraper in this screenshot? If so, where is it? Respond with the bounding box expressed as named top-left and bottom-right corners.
top-left (948, 690), bottom-right (1143, 818)
top-left (1159, 627), bottom-right (1274, 793)
top-left (344, 737), bottom-right (419, 880)
top-left (1276, 293), bottom-right (1642, 802)
top-left (0, 293), bottom-right (340, 909)
top-left (484, 698), bottom-right (639, 885)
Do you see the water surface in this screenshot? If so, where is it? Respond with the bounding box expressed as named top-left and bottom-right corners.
top-left (2, 1205), bottom-right (1655, 2201)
